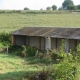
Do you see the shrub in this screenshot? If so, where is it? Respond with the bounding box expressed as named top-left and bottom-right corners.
top-left (9, 45), bottom-right (37, 57)
top-left (21, 45), bottom-right (27, 57)
top-left (50, 49), bottom-right (59, 61)
top-left (51, 52), bottom-right (79, 80)
top-left (0, 32), bottom-right (11, 46)
top-left (52, 62), bottom-right (77, 80)
top-left (26, 46), bottom-right (37, 57)
top-left (9, 45), bottom-right (21, 55)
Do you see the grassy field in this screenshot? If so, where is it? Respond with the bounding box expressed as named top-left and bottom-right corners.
top-left (0, 11), bottom-right (80, 32)
top-left (0, 53), bottom-right (51, 80)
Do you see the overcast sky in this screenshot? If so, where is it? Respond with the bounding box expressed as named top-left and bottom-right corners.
top-left (0, 0), bottom-right (80, 10)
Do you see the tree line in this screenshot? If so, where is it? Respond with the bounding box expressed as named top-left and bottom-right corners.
top-left (24, 0), bottom-right (80, 11)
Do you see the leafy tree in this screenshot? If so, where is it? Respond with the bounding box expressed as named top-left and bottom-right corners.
top-left (77, 4), bottom-right (80, 10)
top-left (67, 5), bottom-right (77, 10)
top-left (62, 0), bottom-right (74, 9)
top-left (46, 7), bottom-right (51, 10)
top-left (67, 5), bottom-right (74, 10)
top-left (52, 5), bottom-right (57, 10)
top-left (24, 7), bottom-right (30, 10)
top-left (74, 6), bottom-right (78, 10)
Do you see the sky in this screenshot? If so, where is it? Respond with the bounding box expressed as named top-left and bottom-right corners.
top-left (0, 0), bottom-right (80, 10)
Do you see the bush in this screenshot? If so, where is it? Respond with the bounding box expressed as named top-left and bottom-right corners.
top-left (26, 46), bottom-right (37, 57)
top-left (50, 49), bottom-right (59, 61)
top-left (52, 61), bottom-right (77, 80)
top-left (51, 52), bottom-right (79, 80)
top-left (9, 45), bottom-right (21, 55)
top-left (0, 32), bottom-right (11, 46)
top-left (21, 45), bottom-right (27, 57)
top-left (9, 45), bottom-right (37, 57)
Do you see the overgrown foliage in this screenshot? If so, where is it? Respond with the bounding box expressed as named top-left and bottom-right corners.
top-left (0, 32), bottom-right (11, 44)
top-left (52, 61), bottom-right (77, 80)
top-left (9, 45), bottom-right (37, 57)
top-left (24, 51), bottom-right (79, 80)
top-left (62, 0), bottom-right (74, 9)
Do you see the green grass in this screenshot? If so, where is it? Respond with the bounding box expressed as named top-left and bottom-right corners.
top-left (0, 11), bottom-right (80, 32)
top-left (0, 53), bottom-right (51, 80)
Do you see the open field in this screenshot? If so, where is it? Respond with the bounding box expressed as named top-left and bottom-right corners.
top-left (0, 10), bottom-right (80, 32)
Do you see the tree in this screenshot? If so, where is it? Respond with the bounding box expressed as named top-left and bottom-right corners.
top-left (67, 5), bottom-right (77, 10)
top-left (46, 7), bottom-right (51, 10)
top-left (52, 5), bottom-right (57, 10)
top-left (67, 5), bottom-right (74, 10)
top-left (77, 5), bottom-right (80, 10)
top-left (24, 7), bottom-right (30, 10)
top-left (62, 0), bottom-right (74, 9)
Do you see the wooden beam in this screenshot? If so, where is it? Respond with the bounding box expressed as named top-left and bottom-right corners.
top-left (75, 39), bottom-right (77, 51)
top-left (28, 36), bottom-right (30, 46)
top-left (39, 37), bottom-right (41, 49)
top-left (75, 39), bottom-right (77, 47)
top-left (44, 37), bottom-right (45, 50)
top-left (12, 35), bottom-right (15, 45)
top-left (55, 38), bottom-right (57, 49)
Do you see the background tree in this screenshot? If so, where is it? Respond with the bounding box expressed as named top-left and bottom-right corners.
top-left (46, 7), bottom-right (51, 10)
top-left (77, 5), bottom-right (80, 10)
top-left (24, 7), bottom-right (30, 10)
top-left (74, 6), bottom-right (78, 10)
top-left (62, 0), bottom-right (74, 9)
top-left (52, 5), bottom-right (57, 10)
top-left (67, 5), bottom-right (77, 10)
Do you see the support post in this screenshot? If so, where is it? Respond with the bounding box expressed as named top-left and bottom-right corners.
top-left (7, 45), bottom-right (8, 54)
top-left (39, 37), bottom-right (41, 49)
top-left (65, 39), bottom-right (69, 53)
top-left (12, 35), bottom-right (15, 45)
top-left (45, 37), bottom-right (51, 50)
top-left (55, 38), bottom-right (57, 49)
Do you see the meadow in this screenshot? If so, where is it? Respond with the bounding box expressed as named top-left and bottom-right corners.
top-left (0, 10), bottom-right (80, 32)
